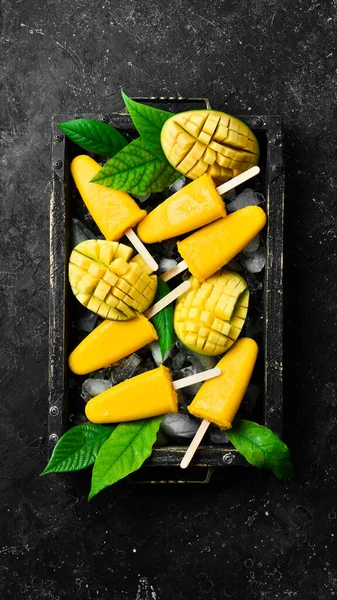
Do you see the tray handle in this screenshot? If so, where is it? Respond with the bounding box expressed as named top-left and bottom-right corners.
top-left (119, 96), bottom-right (211, 115)
top-left (128, 466), bottom-right (217, 484)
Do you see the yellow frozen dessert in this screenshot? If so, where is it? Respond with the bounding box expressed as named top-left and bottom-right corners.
top-left (137, 174), bottom-right (226, 243)
top-left (71, 155), bottom-right (146, 240)
top-left (85, 365), bottom-right (178, 423)
top-left (188, 338), bottom-right (258, 429)
top-left (177, 206), bottom-right (266, 281)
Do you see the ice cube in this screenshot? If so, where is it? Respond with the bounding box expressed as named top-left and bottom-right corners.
top-left (209, 427), bottom-right (230, 444)
top-left (132, 193), bottom-right (151, 203)
top-left (110, 354), bottom-right (142, 384)
top-left (73, 310), bottom-right (98, 333)
top-left (71, 218), bottom-right (97, 248)
top-left (149, 341), bottom-right (163, 366)
top-left (169, 176), bottom-right (186, 193)
top-left (239, 243), bottom-right (266, 273)
top-left (242, 234), bottom-right (260, 255)
top-left (81, 378), bottom-right (112, 402)
top-left (178, 365), bottom-right (204, 395)
top-left (226, 188), bottom-right (265, 213)
top-left (161, 413), bottom-right (199, 439)
top-left (159, 257), bottom-right (177, 274)
top-left (171, 350), bottom-right (186, 374)
top-left (177, 343), bottom-right (218, 372)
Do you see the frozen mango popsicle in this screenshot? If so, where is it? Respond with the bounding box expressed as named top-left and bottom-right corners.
top-left (85, 365), bottom-right (221, 424)
top-left (162, 205), bottom-right (267, 283)
top-left (71, 156), bottom-right (157, 271)
top-left (68, 280), bottom-right (190, 375)
top-left (71, 155), bottom-right (146, 240)
top-left (181, 337), bottom-right (258, 468)
top-left (137, 166), bottom-right (260, 244)
top-left (188, 337), bottom-right (258, 429)
top-left (137, 174), bottom-right (226, 243)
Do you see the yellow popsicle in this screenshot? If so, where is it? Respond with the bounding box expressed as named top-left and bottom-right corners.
top-left (69, 315), bottom-right (158, 375)
top-left (71, 155), bottom-right (146, 240)
top-left (85, 365), bottom-right (178, 423)
top-left (137, 174), bottom-right (226, 243)
top-left (177, 206), bottom-right (266, 281)
top-left (188, 337), bottom-right (258, 429)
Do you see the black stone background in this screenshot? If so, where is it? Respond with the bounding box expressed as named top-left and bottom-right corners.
top-left (1, 0), bottom-right (337, 598)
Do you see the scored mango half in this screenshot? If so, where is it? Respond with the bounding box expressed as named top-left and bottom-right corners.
top-left (174, 269), bottom-right (249, 356)
top-left (161, 110), bottom-right (259, 183)
top-left (69, 240), bottom-right (157, 320)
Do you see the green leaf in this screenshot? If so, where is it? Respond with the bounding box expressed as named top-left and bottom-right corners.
top-left (91, 137), bottom-right (179, 195)
top-left (89, 417), bottom-right (163, 500)
top-left (41, 423), bottom-right (115, 475)
top-left (151, 279), bottom-right (175, 361)
top-left (121, 90), bottom-right (173, 146)
top-left (58, 119), bottom-right (128, 157)
top-left (226, 419), bottom-right (294, 480)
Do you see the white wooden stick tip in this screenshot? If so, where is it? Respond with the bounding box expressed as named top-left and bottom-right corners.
top-left (180, 419), bottom-right (210, 469)
top-left (216, 166), bottom-right (260, 196)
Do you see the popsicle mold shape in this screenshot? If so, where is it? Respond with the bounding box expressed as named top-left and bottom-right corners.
top-left (71, 155), bottom-right (146, 241)
top-left (188, 337), bottom-right (259, 429)
top-left (137, 173), bottom-right (226, 243)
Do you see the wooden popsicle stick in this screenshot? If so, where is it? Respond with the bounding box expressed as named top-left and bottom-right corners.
top-left (180, 419), bottom-right (210, 469)
top-left (160, 260), bottom-right (187, 283)
top-left (216, 166), bottom-right (260, 196)
top-left (124, 227), bottom-right (158, 272)
top-left (144, 280), bottom-right (191, 320)
top-left (172, 367), bottom-right (221, 390)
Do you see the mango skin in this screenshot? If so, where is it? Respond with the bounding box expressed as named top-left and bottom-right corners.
top-left (188, 338), bottom-right (258, 429)
top-left (85, 365), bottom-right (178, 424)
top-left (174, 270), bottom-right (249, 356)
top-left (161, 110), bottom-right (259, 184)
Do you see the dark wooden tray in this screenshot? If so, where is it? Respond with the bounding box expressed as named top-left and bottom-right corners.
top-left (49, 98), bottom-right (284, 477)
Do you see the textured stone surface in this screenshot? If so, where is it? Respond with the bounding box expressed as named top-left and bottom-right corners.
top-left (1, 0), bottom-right (337, 598)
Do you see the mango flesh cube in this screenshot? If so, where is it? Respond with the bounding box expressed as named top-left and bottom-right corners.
top-left (174, 269), bottom-right (249, 355)
top-left (69, 239), bottom-right (157, 320)
top-left (114, 244), bottom-right (133, 262)
top-left (161, 109), bottom-right (259, 183)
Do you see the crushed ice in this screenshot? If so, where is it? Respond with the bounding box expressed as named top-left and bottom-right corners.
top-left (238, 242), bottom-right (266, 273)
top-left (81, 378), bottom-right (112, 402)
top-left (161, 413), bottom-right (199, 439)
top-left (110, 354), bottom-right (142, 384)
top-left (226, 188), bottom-right (265, 213)
top-left (169, 176), bottom-right (186, 193)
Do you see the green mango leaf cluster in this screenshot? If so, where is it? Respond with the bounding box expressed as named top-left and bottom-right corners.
top-left (42, 418), bottom-right (163, 501)
top-left (58, 91), bottom-right (180, 194)
top-left (42, 416), bottom-right (293, 500)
